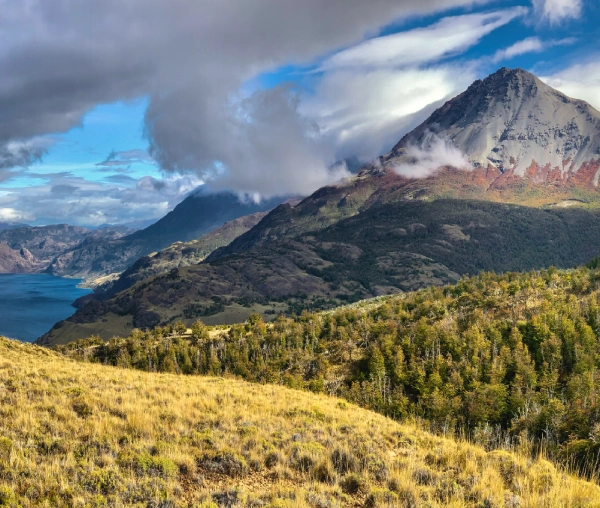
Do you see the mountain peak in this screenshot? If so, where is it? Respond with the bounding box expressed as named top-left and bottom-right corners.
top-left (466, 67), bottom-right (545, 99)
top-left (390, 68), bottom-right (600, 179)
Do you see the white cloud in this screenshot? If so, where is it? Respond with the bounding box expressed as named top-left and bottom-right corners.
top-left (532, 0), bottom-right (582, 23)
top-left (301, 9), bottom-right (528, 162)
top-left (492, 36), bottom-right (575, 62)
top-left (319, 8), bottom-right (527, 71)
top-left (0, 207), bottom-right (32, 222)
top-left (493, 37), bottom-right (543, 62)
top-left (541, 61), bottom-right (600, 111)
top-left (0, 171), bottom-right (202, 227)
top-left (303, 66), bottom-right (477, 161)
top-left (300, 8), bottom-right (525, 163)
top-left (392, 132), bottom-right (472, 178)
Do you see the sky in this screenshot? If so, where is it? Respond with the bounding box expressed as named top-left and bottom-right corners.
top-left (0, 0), bottom-right (598, 226)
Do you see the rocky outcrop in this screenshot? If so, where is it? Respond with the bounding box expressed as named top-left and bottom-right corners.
top-left (0, 244), bottom-right (36, 273)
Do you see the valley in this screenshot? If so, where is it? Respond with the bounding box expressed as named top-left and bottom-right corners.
top-left (7, 0), bottom-right (600, 504)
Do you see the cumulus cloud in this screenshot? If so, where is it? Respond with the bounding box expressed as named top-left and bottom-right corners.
top-left (392, 132), bottom-right (472, 178)
top-left (532, 0), bottom-right (582, 23)
top-left (541, 61), bottom-right (600, 111)
top-left (0, 208), bottom-right (30, 222)
top-left (492, 36), bottom-right (575, 62)
top-left (146, 85), bottom-right (349, 198)
top-left (0, 138), bottom-right (53, 169)
top-left (0, 0), bottom-right (495, 201)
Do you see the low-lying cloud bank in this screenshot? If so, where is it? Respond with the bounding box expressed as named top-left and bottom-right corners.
top-left (0, 172), bottom-right (201, 227)
top-left (392, 133), bottom-right (472, 178)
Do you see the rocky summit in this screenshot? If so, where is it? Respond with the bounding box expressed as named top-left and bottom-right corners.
top-left (388, 67), bottom-right (600, 189)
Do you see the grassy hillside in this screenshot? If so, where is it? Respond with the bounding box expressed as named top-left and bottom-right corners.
top-left (1, 338), bottom-right (599, 507)
top-left (42, 199), bottom-right (600, 343)
top-left (59, 263), bottom-right (600, 477)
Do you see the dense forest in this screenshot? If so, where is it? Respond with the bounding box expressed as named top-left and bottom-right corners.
top-left (58, 260), bottom-right (600, 475)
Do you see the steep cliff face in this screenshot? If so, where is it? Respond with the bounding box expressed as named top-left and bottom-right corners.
top-left (390, 67), bottom-right (600, 182)
top-left (0, 244), bottom-right (36, 273)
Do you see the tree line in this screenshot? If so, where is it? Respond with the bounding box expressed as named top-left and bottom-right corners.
top-left (57, 260), bottom-right (600, 475)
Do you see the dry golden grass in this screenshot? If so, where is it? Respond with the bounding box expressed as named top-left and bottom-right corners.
top-left (0, 337), bottom-right (599, 507)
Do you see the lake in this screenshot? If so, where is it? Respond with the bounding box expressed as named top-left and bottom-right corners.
top-left (0, 274), bottom-right (91, 343)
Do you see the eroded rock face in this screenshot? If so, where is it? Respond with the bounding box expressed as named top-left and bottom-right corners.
top-left (390, 67), bottom-right (600, 181)
top-left (0, 225), bottom-right (133, 275)
top-left (0, 244), bottom-right (36, 273)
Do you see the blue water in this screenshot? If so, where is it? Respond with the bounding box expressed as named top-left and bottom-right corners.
top-left (0, 274), bottom-right (91, 343)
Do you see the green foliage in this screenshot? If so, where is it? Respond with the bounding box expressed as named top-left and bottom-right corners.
top-left (0, 437), bottom-right (13, 461)
top-left (59, 263), bottom-right (600, 474)
top-left (0, 486), bottom-right (16, 507)
top-left (118, 451), bottom-right (178, 478)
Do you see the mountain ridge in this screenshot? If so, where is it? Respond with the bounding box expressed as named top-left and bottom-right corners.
top-left (39, 67), bottom-right (600, 343)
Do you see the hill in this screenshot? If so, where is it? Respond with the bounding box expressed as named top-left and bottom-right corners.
top-left (86, 211), bottom-right (271, 303)
top-left (40, 67), bottom-right (600, 340)
top-left (1, 337), bottom-right (599, 507)
top-left (57, 262), bottom-right (600, 477)
top-left (41, 199), bottom-right (600, 343)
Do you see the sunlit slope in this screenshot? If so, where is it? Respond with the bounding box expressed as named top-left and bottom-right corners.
top-left (0, 338), bottom-right (599, 507)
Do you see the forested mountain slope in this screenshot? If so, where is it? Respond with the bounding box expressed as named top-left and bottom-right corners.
top-left (41, 199), bottom-right (600, 343)
top-left (79, 211), bottom-right (271, 304)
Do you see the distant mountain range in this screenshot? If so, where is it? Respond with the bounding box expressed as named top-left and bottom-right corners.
top-left (0, 188), bottom-right (286, 279)
top-left (77, 210), bottom-right (273, 305)
top-left (0, 221), bottom-right (29, 232)
top-left (0, 224), bottom-right (132, 274)
top-left (39, 68), bottom-right (600, 344)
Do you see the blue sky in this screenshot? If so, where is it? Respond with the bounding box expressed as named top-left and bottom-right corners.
top-left (0, 0), bottom-right (598, 226)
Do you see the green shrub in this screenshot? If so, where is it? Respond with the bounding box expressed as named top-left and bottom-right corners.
top-left (118, 451), bottom-right (178, 478)
top-left (0, 437), bottom-right (12, 460)
top-left (340, 473), bottom-right (367, 495)
top-left (0, 486), bottom-right (16, 506)
top-left (84, 468), bottom-right (123, 495)
top-left (364, 488), bottom-right (399, 507)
